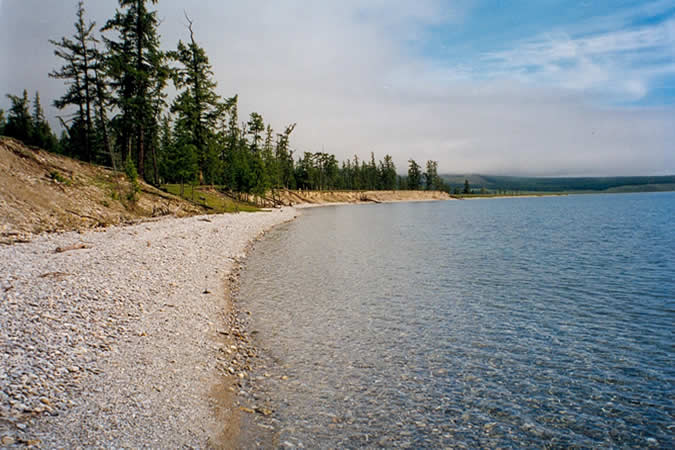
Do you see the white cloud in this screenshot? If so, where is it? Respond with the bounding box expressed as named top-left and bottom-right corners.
top-left (479, 18), bottom-right (675, 102)
top-left (1, 0), bottom-right (674, 176)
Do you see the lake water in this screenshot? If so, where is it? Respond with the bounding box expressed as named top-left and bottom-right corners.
top-left (237, 193), bottom-right (674, 448)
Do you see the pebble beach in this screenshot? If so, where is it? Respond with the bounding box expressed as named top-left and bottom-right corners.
top-left (0, 208), bottom-right (296, 447)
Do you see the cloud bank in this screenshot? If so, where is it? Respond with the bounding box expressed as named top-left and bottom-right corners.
top-left (1, 0), bottom-right (673, 176)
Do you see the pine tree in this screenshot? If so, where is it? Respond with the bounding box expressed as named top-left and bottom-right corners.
top-left (4, 90), bottom-right (33, 143)
top-left (158, 114), bottom-right (173, 183)
top-left (424, 160), bottom-right (439, 191)
top-left (91, 43), bottom-right (117, 168)
top-left (352, 155), bottom-right (362, 190)
top-left (49, 1), bottom-right (97, 161)
top-left (463, 179), bottom-right (470, 194)
top-left (221, 95), bottom-right (240, 190)
top-left (407, 159), bottom-right (422, 190)
top-left (103, 0), bottom-right (168, 179)
top-left (0, 109), bottom-right (5, 135)
top-left (276, 124), bottom-right (296, 189)
top-left (380, 154), bottom-right (397, 190)
top-left (31, 92), bottom-right (57, 151)
top-left (169, 15), bottom-right (222, 184)
top-left (262, 124), bottom-right (279, 190)
top-left (247, 112), bottom-right (264, 153)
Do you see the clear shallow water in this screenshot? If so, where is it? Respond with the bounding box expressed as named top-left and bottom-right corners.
top-left (239, 193), bottom-right (675, 448)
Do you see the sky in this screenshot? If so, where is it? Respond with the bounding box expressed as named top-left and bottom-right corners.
top-left (1, 0), bottom-right (674, 176)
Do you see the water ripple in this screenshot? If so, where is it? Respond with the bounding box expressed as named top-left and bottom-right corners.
top-left (240, 193), bottom-right (675, 448)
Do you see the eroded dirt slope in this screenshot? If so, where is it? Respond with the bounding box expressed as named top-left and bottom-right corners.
top-left (0, 137), bottom-right (205, 243)
top-left (275, 188), bottom-right (452, 205)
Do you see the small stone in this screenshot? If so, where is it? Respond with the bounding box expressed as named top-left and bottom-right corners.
top-left (2, 436), bottom-right (16, 445)
top-left (255, 407), bottom-right (273, 416)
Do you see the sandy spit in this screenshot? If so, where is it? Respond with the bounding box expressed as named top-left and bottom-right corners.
top-left (0, 208), bottom-right (297, 448)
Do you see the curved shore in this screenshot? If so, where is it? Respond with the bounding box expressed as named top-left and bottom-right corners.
top-left (0, 208), bottom-right (297, 447)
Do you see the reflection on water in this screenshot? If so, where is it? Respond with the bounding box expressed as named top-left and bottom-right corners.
top-left (238, 193), bottom-right (674, 448)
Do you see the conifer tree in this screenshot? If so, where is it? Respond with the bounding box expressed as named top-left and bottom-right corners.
top-left (0, 109), bottom-right (5, 135)
top-left (157, 114), bottom-right (173, 182)
top-left (31, 92), bottom-right (57, 151)
top-left (247, 112), bottom-right (265, 153)
top-left (276, 124), bottom-right (296, 189)
top-left (407, 159), bottom-right (422, 190)
top-left (103, 0), bottom-right (168, 179)
top-left (91, 43), bottom-right (116, 168)
top-left (380, 154), bottom-right (397, 190)
top-left (262, 124), bottom-right (280, 190)
top-left (424, 160), bottom-right (439, 190)
top-left (4, 90), bottom-right (33, 144)
top-left (221, 95), bottom-right (241, 190)
top-left (169, 15), bottom-right (222, 184)
top-left (49, 1), bottom-right (97, 161)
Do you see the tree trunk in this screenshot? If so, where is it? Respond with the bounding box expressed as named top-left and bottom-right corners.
top-left (151, 139), bottom-right (159, 186)
top-left (135, 0), bottom-right (145, 179)
top-left (81, 38), bottom-right (93, 163)
top-left (137, 127), bottom-right (145, 179)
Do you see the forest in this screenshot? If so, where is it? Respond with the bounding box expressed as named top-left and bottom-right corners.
top-left (0, 1), bottom-right (449, 198)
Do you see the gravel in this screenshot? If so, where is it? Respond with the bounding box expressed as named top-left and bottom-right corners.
top-left (0, 208), bottom-right (297, 448)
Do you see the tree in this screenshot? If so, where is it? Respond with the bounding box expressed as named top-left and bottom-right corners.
top-left (463, 179), bottom-right (470, 194)
top-left (169, 15), bottom-right (223, 183)
top-left (0, 109), bottom-right (5, 135)
top-left (103, 0), bottom-right (168, 179)
top-left (379, 154), bottom-right (397, 190)
top-left (247, 112), bottom-right (264, 153)
top-left (4, 90), bottom-right (33, 143)
top-left (407, 159), bottom-right (422, 190)
top-left (157, 114), bottom-right (173, 183)
top-left (166, 142), bottom-right (198, 195)
top-left (220, 95), bottom-right (241, 190)
top-left (91, 42), bottom-right (117, 168)
top-left (424, 160), bottom-right (439, 191)
top-left (276, 123), bottom-right (296, 189)
top-left (262, 124), bottom-right (279, 191)
top-left (50, 1), bottom-right (97, 161)
top-left (31, 92), bottom-right (57, 151)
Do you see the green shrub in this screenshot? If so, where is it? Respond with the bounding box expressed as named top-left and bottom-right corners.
top-left (124, 154), bottom-right (140, 202)
top-left (49, 170), bottom-right (71, 186)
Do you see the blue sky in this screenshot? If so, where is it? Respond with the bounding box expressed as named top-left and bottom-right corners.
top-left (411, 0), bottom-right (675, 106)
top-left (1, 0), bottom-right (674, 175)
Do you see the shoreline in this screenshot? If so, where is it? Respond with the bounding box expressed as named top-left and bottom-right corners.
top-left (0, 208), bottom-right (298, 447)
top-left (2, 197), bottom-right (454, 447)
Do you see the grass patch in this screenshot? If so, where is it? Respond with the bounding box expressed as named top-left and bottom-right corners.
top-left (162, 184), bottom-right (259, 213)
top-left (49, 170), bottom-right (71, 186)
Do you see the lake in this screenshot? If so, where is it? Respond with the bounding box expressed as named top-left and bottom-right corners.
top-left (237, 192), bottom-right (674, 448)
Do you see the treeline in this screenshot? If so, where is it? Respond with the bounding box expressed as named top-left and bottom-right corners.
top-left (441, 174), bottom-right (675, 193)
top-left (0, 1), bottom-right (450, 197)
top-left (0, 90), bottom-right (58, 152)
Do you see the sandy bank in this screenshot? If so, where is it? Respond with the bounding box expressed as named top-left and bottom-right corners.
top-left (0, 208), bottom-right (297, 447)
top-left (274, 189), bottom-right (452, 207)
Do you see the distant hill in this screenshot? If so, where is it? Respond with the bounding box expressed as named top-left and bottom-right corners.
top-left (440, 174), bottom-right (675, 194)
